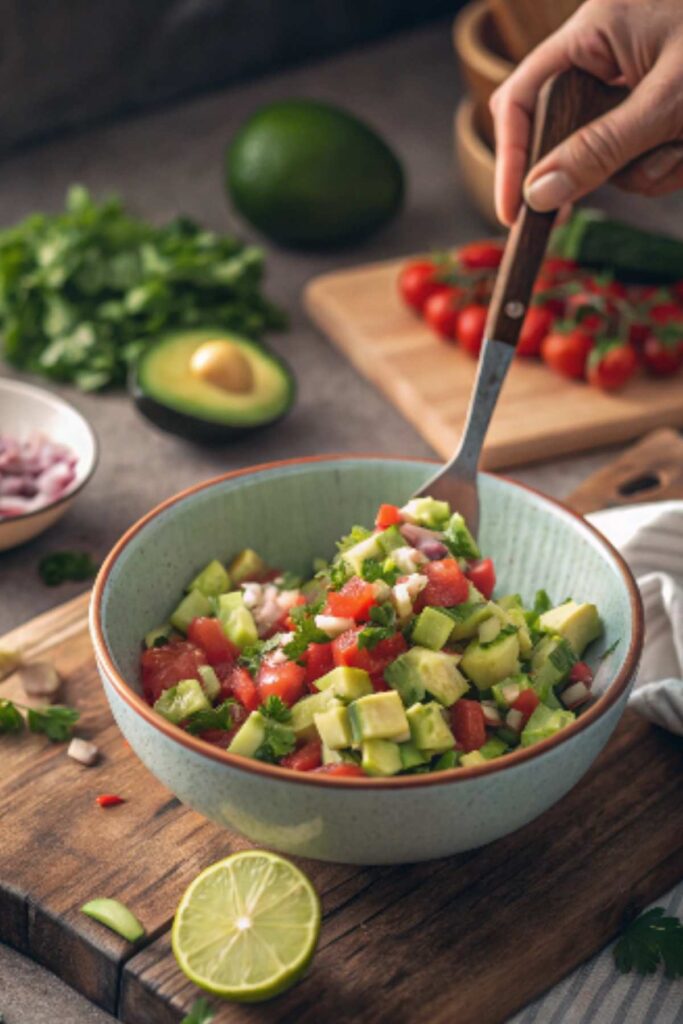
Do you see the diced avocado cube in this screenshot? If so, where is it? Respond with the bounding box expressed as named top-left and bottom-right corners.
top-left (443, 512), bottom-right (480, 559)
top-left (228, 549), bottom-right (270, 585)
top-left (400, 497), bottom-right (451, 529)
top-left (341, 533), bottom-right (386, 575)
top-left (433, 749), bottom-right (459, 770)
top-left (538, 601), bottom-right (603, 656)
top-left (478, 736), bottom-right (508, 759)
top-left (228, 711), bottom-right (267, 756)
top-left (502, 604), bottom-right (533, 657)
top-left (144, 623), bottom-right (172, 648)
top-left (406, 702), bottom-right (455, 755)
top-left (153, 679), bottom-right (211, 724)
top-left (314, 666), bottom-right (373, 701)
top-left (290, 691), bottom-right (336, 741)
top-left (223, 606), bottom-right (258, 650)
top-left (216, 591), bottom-right (245, 617)
top-left (188, 559), bottom-right (231, 597)
top-left (197, 664), bottom-right (221, 701)
top-left (412, 607), bottom-right (456, 651)
top-left (399, 740), bottom-right (429, 770)
top-left (460, 631), bottom-right (521, 691)
top-left (361, 739), bottom-right (402, 776)
top-left (444, 585), bottom-right (493, 641)
top-left (460, 750), bottom-right (487, 767)
top-left (531, 635), bottom-right (576, 706)
top-left (478, 615), bottom-right (502, 644)
top-left (314, 703), bottom-right (353, 750)
top-left (170, 590), bottom-right (212, 634)
top-left (385, 647), bottom-right (469, 707)
top-left (348, 691), bottom-right (411, 744)
top-left (521, 704), bottom-right (575, 747)
top-left (491, 674), bottom-right (532, 709)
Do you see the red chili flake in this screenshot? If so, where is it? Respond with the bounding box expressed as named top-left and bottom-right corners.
top-left (96, 794), bottom-right (125, 808)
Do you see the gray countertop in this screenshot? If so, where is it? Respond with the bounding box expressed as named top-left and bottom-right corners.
top-left (0, 17), bottom-right (680, 1024)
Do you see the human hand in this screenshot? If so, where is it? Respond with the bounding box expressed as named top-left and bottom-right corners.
top-left (490, 0), bottom-right (683, 225)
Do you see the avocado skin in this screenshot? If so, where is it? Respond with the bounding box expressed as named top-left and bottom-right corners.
top-left (227, 99), bottom-right (404, 248)
top-left (130, 332), bottom-right (295, 443)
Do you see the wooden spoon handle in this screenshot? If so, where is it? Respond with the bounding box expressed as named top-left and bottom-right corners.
top-left (485, 68), bottom-right (627, 347)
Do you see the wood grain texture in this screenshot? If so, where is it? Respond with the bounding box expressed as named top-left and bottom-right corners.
top-left (304, 259), bottom-right (683, 468)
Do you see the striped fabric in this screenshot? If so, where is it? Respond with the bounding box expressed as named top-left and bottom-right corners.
top-left (512, 501), bottom-right (683, 1024)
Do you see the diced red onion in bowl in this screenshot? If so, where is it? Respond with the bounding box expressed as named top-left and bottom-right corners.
top-left (0, 433), bottom-right (78, 520)
top-left (400, 523), bottom-right (449, 560)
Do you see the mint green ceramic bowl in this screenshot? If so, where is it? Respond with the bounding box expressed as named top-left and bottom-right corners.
top-left (90, 456), bottom-right (642, 864)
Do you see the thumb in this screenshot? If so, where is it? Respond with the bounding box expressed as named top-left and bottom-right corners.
top-left (523, 75), bottom-right (672, 211)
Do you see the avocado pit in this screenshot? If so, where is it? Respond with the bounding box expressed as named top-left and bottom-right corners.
top-left (190, 339), bottom-right (255, 394)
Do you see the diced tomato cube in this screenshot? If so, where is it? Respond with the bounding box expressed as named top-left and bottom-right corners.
top-left (451, 699), bottom-right (487, 752)
top-left (326, 577), bottom-right (377, 621)
top-left (281, 740), bottom-right (322, 771)
top-left (186, 617), bottom-right (239, 666)
top-left (332, 627), bottom-right (407, 676)
top-left (510, 688), bottom-right (540, 724)
top-left (415, 558), bottom-right (469, 610)
top-left (303, 641), bottom-right (335, 690)
top-left (257, 659), bottom-right (307, 707)
top-left (230, 666), bottom-right (260, 711)
top-left (140, 640), bottom-right (207, 705)
top-left (314, 762), bottom-right (366, 777)
top-left (375, 503), bottom-right (402, 529)
top-left (465, 558), bottom-right (496, 600)
top-left (569, 661), bottom-right (594, 686)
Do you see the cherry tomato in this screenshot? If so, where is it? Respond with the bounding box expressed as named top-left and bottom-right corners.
top-left (281, 740), bottom-right (322, 772)
top-left (230, 666), bottom-right (260, 711)
top-left (456, 304), bottom-right (487, 358)
top-left (186, 617), bottom-right (238, 667)
top-left (541, 329), bottom-right (594, 380)
top-left (451, 700), bottom-right (486, 753)
top-left (398, 260), bottom-right (444, 311)
top-left (257, 659), bottom-right (307, 707)
top-left (517, 305), bottom-right (554, 358)
top-left (314, 762), bottom-right (366, 777)
top-left (415, 558), bottom-right (469, 610)
top-left (569, 662), bottom-right (594, 686)
top-left (424, 286), bottom-right (462, 339)
top-left (140, 640), bottom-right (207, 705)
top-left (650, 302), bottom-right (683, 326)
top-left (458, 241), bottom-right (503, 270)
top-left (465, 558), bottom-right (496, 600)
top-left (375, 503), bottom-right (402, 530)
top-left (642, 334), bottom-right (683, 376)
top-left (587, 344), bottom-right (638, 391)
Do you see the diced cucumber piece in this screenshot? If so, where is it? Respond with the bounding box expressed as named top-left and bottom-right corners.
top-left (491, 674), bottom-right (533, 709)
top-left (521, 704), bottom-right (575, 747)
top-left (432, 749), bottom-right (459, 770)
top-left (314, 703), bottom-right (352, 749)
top-left (385, 647), bottom-right (468, 707)
top-left (443, 512), bottom-right (480, 559)
top-left (348, 691), bottom-right (410, 744)
top-left (502, 604), bottom-right (533, 657)
top-left (144, 623), bottom-right (172, 648)
top-left (341, 533), bottom-right (386, 575)
top-left (460, 631), bottom-right (521, 691)
top-left (406, 702), bottom-right (455, 755)
top-left (531, 635), bottom-right (576, 706)
top-left (361, 739), bottom-right (402, 776)
top-left (170, 589), bottom-right (212, 634)
top-left (400, 497), bottom-right (451, 528)
top-left (412, 607), bottom-right (455, 651)
top-left (478, 615), bottom-right (502, 644)
top-left (479, 736), bottom-right (508, 759)
top-left (290, 691), bottom-right (336, 741)
top-left (538, 601), bottom-right (603, 656)
top-left (216, 593), bottom-right (258, 650)
top-left (443, 585), bottom-right (493, 641)
top-left (229, 548), bottom-right (269, 585)
top-left (228, 711), bottom-right (266, 756)
top-left (314, 666), bottom-right (373, 701)
top-left (460, 750), bottom-right (487, 767)
top-left (198, 664), bottom-right (220, 701)
top-left (154, 679), bottom-right (211, 724)
top-left (188, 559), bottom-right (231, 597)
top-left (399, 740), bottom-right (430, 770)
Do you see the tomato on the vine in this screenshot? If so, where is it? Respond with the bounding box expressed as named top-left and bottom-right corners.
top-left (642, 334), bottom-right (683, 376)
top-left (587, 342), bottom-right (638, 391)
top-left (541, 329), bottom-right (594, 380)
top-left (516, 305), bottom-right (554, 357)
top-left (458, 241), bottom-right (503, 270)
top-left (424, 286), bottom-right (462, 339)
top-left (456, 303), bottom-right (487, 357)
top-left (398, 260), bottom-right (445, 311)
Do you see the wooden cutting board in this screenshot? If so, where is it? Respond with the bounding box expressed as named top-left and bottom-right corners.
top-left (304, 260), bottom-right (683, 469)
top-left (1, 436), bottom-right (682, 1024)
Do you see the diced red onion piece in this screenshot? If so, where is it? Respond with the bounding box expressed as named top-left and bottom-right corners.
top-left (482, 702), bottom-right (503, 728)
top-left (505, 708), bottom-right (524, 733)
top-left (0, 432), bottom-right (79, 521)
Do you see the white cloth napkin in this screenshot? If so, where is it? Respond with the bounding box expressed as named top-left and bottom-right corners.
top-left (588, 501), bottom-right (683, 735)
top-left (510, 500), bottom-right (683, 1024)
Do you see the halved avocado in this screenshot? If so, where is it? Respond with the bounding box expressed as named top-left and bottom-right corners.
top-left (132, 328), bottom-right (295, 441)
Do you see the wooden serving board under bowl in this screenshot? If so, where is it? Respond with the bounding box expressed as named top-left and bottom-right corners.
top-left (1, 436), bottom-right (683, 1024)
top-left (304, 259), bottom-right (683, 469)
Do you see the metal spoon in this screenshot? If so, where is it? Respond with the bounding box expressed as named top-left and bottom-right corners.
top-left (415, 68), bottom-right (625, 536)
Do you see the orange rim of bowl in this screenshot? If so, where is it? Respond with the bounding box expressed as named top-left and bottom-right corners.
top-left (453, 0), bottom-right (514, 87)
top-left (90, 454), bottom-right (644, 789)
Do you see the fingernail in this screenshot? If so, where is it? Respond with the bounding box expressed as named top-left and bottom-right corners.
top-left (641, 145), bottom-right (683, 181)
top-left (524, 171), bottom-right (575, 211)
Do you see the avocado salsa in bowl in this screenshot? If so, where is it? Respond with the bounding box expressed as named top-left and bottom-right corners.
top-left (91, 457), bottom-right (642, 864)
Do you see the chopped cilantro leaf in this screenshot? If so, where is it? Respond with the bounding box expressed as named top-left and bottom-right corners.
top-left (283, 602), bottom-right (328, 664)
top-left (261, 695), bottom-right (292, 723)
top-left (181, 996), bottom-right (215, 1023)
top-left (0, 699), bottom-right (25, 734)
top-left (27, 704), bottom-right (80, 742)
top-left (254, 720), bottom-right (296, 763)
top-left (614, 908), bottom-right (683, 978)
top-left (336, 525), bottom-right (371, 553)
top-left (358, 603), bottom-right (396, 650)
top-left (361, 558), bottom-right (399, 586)
top-left (239, 635), bottom-right (281, 675)
top-left (599, 638), bottom-right (620, 662)
top-left (185, 700), bottom-right (235, 736)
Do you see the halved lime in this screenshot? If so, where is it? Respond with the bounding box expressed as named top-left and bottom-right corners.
top-left (172, 850), bottom-right (321, 1002)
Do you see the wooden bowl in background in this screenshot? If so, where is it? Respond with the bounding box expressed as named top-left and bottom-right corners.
top-left (489, 0), bottom-right (583, 61)
top-left (453, 0), bottom-right (514, 148)
top-left (455, 98), bottom-right (498, 226)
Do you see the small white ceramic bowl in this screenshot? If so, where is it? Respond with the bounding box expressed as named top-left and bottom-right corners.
top-left (0, 377), bottom-right (98, 551)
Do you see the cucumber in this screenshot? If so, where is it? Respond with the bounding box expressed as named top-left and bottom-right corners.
top-left (553, 209), bottom-right (683, 283)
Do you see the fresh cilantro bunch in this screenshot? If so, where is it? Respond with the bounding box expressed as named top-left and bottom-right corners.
top-left (0, 698), bottom-right (79, 741)
top-left (614, 908), bottom-right (683, 978)
top-left (39, 550), bottom-right (99, 586)
top-left (0, 185), bottom-right (286, 390)
top-left (358, 604), bottom-right (397, 650)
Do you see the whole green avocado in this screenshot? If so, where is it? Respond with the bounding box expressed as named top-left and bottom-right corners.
top-left (226, 99), bottom-right (405, 248)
